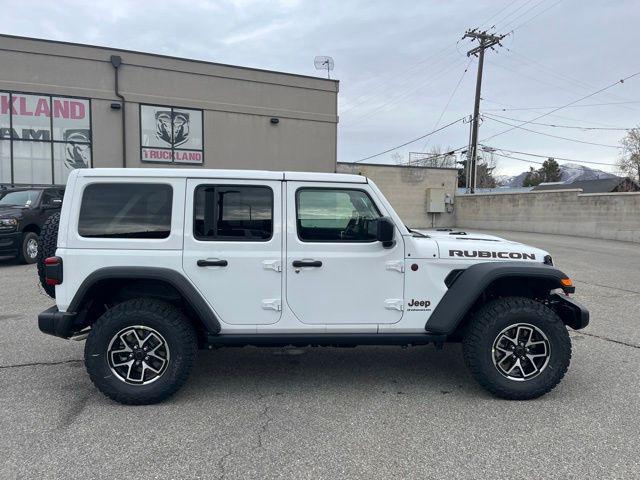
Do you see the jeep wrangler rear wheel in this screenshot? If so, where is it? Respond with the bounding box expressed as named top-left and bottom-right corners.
top-left (462, 296), bottom-right (571, 400)
top-left (84, 298), bottom-right (197, 405)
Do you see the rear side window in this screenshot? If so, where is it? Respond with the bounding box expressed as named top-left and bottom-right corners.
top-left (78, 183), bottom-right (172, 239)
top-left (194, 185), bottom-right (273, 241)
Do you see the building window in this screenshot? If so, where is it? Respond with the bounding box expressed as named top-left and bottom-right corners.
top-left (0, 92), bottom-right (91, 186)
top-left (140, 104), bottom-right (204, 165)
top-left (78, 183), bottom-right (173, 239)
top-left (296, 188), bottom-right (381, 242)
top-left (194, 185), bottom-right (273, 241)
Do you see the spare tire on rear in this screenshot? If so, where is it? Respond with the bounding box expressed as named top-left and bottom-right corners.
top-left (37, 212), bottom-right (60, 299)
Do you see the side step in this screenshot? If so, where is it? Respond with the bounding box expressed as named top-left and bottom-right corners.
top-left (206, 333), bottom-right (447, 348)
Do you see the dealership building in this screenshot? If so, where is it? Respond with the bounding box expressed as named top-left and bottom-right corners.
top-left (0, 34), bottom-right (338, 187)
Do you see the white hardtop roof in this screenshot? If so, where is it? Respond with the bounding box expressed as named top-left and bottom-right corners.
top-left (76, 168), bottom-right (367, 184)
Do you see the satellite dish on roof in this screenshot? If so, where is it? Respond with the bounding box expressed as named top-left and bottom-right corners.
top-left (314, 56), bottom-right (334, 79)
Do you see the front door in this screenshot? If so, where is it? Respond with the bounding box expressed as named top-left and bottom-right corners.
top-left (285, 182), bottom-right (405, 325)
top-left (183, 179), bottom-right (283, 325)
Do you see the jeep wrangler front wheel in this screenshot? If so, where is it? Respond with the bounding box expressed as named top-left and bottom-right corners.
top-left (462, 296), bottom-right (571, 400)
top-left (84, 298), bottom-right (197, 405)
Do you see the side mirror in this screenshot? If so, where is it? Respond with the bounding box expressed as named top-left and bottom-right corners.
top-left (43, 199), bottom-right (62, 209)
top-left (377, 217), bottom-right (395, 247)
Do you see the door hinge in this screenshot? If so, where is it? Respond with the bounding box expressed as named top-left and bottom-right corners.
top-left (384, 299), bottom-right (404, 311)
top-left (385, 260), bottom-right (405, 273)
top-left (262, 260), bottom-right (282, 272)
top-left (261, 299), bottom-right (282, 311)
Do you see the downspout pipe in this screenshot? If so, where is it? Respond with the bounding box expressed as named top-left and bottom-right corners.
top-left (110, 55), bottom-right (126, 168)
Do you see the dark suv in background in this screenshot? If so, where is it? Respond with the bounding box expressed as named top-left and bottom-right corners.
top-left (0, 187), bottom-right (64, 264)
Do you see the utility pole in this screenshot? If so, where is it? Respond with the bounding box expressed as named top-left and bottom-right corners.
top-left (463, 29), bottom-right (506, 193)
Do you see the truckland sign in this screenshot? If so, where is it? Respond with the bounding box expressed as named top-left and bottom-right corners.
top-left (0, 92), bottom-right (91, 184)
top-left (140, 105), bottom-right (204, 164)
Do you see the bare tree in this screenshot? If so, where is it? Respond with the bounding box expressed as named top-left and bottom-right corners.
top-left (409, 146), bottom-right (457, 168)
top-left (390, 152), bottom-right (404, 165)
top-left (619, 127), bottom-right (640, 181)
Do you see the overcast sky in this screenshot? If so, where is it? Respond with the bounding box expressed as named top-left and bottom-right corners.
top-left (3, 0), bottom-right (639, 175)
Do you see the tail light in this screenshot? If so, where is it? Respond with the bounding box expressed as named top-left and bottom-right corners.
top-left (44, 256), bottom-right (63, 285)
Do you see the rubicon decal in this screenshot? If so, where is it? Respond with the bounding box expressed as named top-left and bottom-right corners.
top-left (449, 250), bottom-right (536, 260)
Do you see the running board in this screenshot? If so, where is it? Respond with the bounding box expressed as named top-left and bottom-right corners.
top-left (205, 333), bottom-right (446, 348)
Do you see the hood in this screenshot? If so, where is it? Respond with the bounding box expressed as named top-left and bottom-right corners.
top-left (414, 228), bottom-right (550, 264)
top-left (0, 205), bottom-right (27, 219)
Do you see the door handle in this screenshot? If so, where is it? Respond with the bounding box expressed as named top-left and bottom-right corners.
top-left (197, 259), bottom-right (228, 267)
top-left (292, 260), bottom-right (322, 268)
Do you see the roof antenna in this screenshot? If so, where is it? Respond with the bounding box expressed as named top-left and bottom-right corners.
top-left (314, 56), bottom-right (334, 79)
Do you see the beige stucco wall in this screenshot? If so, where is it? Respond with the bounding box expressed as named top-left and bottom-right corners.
top-left (337, 162), bottom-right (458, 228)
top-left (455, 189), bottom-right (640, 243)
top-left (0, 34), bottom-right (338, 173)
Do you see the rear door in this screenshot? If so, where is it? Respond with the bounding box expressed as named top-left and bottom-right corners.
top-left (182, 179), bottom-right (283, 326)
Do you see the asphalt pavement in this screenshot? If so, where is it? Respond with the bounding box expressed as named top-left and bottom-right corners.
top-left (1, 230), bottom-right (639, 479)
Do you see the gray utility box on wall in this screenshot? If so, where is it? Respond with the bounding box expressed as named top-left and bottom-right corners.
top-left (426, 188), bottom-right (446, 213)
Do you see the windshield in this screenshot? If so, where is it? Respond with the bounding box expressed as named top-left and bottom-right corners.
top-left (0, 190), bottom-right (40, 207)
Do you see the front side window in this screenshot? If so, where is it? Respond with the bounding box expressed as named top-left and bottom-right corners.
top-left (78, 183), bottom-right (172, 239)
top-left (296, 188), bottom-right (381, 242)
top-left (140, 105), bottom-right (204, 165)
top-left (194, 185), bottom-right (273, 241)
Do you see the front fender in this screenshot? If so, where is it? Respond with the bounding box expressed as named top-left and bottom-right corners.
top-left (425, 262), bottom-right (577, 335)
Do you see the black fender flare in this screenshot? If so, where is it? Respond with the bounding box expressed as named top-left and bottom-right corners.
top-left (68, 267), bottom-right (221, 334)
top-left (425, 262), bottom-right (575, 335)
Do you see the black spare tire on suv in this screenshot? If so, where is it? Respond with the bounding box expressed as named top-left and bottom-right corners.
top-left (37, 211), bottom-right (60, 299)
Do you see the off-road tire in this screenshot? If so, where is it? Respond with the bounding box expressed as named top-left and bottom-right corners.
top-left (37, 212), bottom-right (60, 297)
top-left (85, 298), bottom-right (197, 405)
top-left (18, 231), bottom-right (39, 265)
top-left (462, 296), bottom-right (571, 400)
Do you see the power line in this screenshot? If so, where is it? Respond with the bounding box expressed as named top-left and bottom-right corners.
top-left (483, 115), bottom-right (622, 148)
top-left (481, 98), bottom-right (629, 128)
top-left (483, 112), bottom-right (631, 131)
top-left (339, 44), bottom-right (459, 114)
top-left (480, 70), bottom-right (640, 143)
top-left (506, 0), bottom-right (565, 31)
top-left (507, 48), bottom-right (640, 109)
top-left (487, 0), bottom-right (536, 30)
top-left (421, 58), bottom-right (473, 151)
top-left (481, 0), bottom-right (521, 29)
top-left (342, 57), bottom-right (467, 125)
top-left (483, 99), bottom-right (640, 111)
top-left (499, 0), bottom-right (548, 30)
top-left (491, 151), bottom-right (617, 175)
top-left (353, 117), bottom-right (467, 163)
top-left (485, 145), bottom-right (618, 166)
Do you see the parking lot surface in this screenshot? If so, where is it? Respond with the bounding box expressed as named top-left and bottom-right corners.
top-left (1, 231), bottom-right (639, 479)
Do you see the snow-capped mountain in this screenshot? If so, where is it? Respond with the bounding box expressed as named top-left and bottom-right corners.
top-left (498, 163), bottom-right (618, 187)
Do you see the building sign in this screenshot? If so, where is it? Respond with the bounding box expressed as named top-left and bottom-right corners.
top-left (140, 105), bottom-right (203, 164)
top-left (0, 92), bottom-right (91, 185)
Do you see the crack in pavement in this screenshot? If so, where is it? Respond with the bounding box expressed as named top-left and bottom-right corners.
top-left (574, 331), bottom-right (640, 349)
top-left (575, 279), bottom-right (640, 296)
top-left (216, 395), bottom-right (274, 480)
top-left (216, 449), bottom-right (233, 480)
top-left (257, 403), bottom-right (273, 448)
top-left (0, 359), bottom-right (82, 370)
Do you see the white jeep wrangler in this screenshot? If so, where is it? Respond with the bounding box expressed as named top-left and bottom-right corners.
top-left (38, 168), bottom-right (588, 404)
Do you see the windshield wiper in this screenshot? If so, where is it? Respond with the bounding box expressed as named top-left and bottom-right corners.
top-left (406, 226), bottom-right (429, 237)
